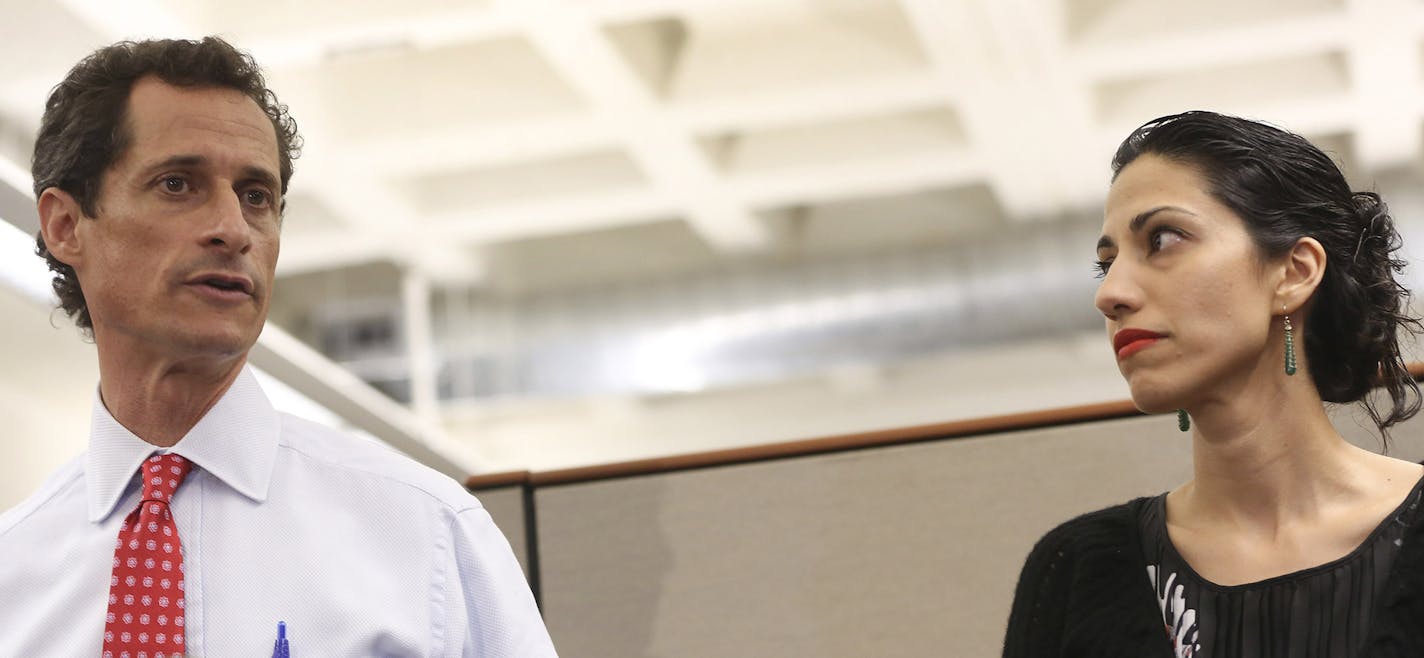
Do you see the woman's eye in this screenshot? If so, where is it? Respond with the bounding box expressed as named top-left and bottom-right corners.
top-left (1093, 259), bottom-right (1112, 279)
top-left (1150, 228), bottom-right (1184, 252)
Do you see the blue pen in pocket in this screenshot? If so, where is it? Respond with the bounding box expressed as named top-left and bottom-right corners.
top-left (271, 621), bottom-right (290, 658)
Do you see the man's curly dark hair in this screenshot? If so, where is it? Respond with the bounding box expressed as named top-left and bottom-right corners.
top-left (31, 36), bottom-right (301, 332)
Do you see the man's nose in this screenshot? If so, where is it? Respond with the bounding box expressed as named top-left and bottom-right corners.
top-left (201, 190), bottom-right (252, 254)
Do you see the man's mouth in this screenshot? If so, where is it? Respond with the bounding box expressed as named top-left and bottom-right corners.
top-left (202, 279), bottom-right (245, 292)
top-left (186, 273), bottom-right (254, 298)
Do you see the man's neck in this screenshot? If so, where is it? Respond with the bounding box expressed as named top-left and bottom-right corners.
top-left (96, 340), bottom-right (247, 448)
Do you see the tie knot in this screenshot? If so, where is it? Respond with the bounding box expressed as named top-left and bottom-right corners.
top-left (140, 453), bottom-right (191, 504)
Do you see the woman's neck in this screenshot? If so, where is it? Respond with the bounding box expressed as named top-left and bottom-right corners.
top-left (1178, 375), bottom-right (1365, 535)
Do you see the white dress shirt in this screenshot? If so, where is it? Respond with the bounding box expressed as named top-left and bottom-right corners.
top-left (0, 367), bottom-right (558, 656)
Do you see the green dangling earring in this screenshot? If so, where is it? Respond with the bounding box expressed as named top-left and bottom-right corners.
top-left (1178, 409), bottom-right (1190, 432)
top-left (1284, 313), bottom-right (1297, 376)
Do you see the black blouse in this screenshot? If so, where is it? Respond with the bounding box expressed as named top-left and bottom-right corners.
top-left (1139, 477), bottom-right (1424, 658)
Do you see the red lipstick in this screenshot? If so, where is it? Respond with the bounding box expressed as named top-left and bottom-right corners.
top-left (1113, 328), bottom-right (1166, 360)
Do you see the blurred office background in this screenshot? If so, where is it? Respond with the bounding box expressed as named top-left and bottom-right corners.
top-left (6, 0), bottom-right (1424, 654)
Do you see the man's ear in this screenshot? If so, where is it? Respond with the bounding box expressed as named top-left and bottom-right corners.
top-left (1276, 236), bottom-right (1327, 313)
top-left (37, 188), bottom-right (86, 268)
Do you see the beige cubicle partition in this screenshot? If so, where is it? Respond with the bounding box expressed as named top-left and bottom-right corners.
top-left (469, 389), bottom-right (1424, 657)
top-left (466, 470), bottom-right (533, 584)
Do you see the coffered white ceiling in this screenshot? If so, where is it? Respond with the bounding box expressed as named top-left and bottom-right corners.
top-left (4, 0), bottom-right (1424, 415)
top-left (2, 0), bottom-right (1419, 292)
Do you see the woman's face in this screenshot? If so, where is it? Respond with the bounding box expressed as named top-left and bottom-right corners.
top-left (1095, 154), bottom-right (1281, 412)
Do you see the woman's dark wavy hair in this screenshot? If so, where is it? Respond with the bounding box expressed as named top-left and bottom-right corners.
top-left (1112, 110), bottom-right (1421, 439)
top-left (30, 36), bottom-right (301, 333)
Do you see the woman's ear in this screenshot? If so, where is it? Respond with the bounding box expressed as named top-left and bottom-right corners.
top-left (37, 188), bottom-right (85, 268)
top-left (1276, 236), bottom-right (1327, 313)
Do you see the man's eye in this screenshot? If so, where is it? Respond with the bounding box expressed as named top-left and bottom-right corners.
top-left (244, 189), bottom-right (270, 207)
top-left (161, 176), bottom-right (188, 193)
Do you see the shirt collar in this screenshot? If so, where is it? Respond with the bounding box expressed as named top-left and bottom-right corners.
top-left (86, 366), bottom-right (281, 522)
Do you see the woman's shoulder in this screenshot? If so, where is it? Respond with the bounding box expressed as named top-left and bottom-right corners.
top-left (1018, 497), bottom-right (1158, 578)
top-left (1035, 498), bottom-right (1153, 549)
top-left (1005, 497), bottom-right (1168, 657)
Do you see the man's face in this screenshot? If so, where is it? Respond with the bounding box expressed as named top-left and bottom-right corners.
top-left (74, 76), bottom-right (281, 360)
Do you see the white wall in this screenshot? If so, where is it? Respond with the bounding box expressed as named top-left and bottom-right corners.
top-left (0, 285), bottom-right (96, 508)
top-left (444, 330), bottom-right (1135, 472)
top-left (0, 273), bottom-right (1135, 509)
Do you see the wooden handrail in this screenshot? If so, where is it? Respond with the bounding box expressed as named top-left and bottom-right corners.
top-left (465, 398), bottom-right (1141, 490)
top-left (529, 399), bottom-right (1142, 485)
top-left (464, 469), bottom-right (532, 490)
top-left (464, 362), bottom-right (1424, 491)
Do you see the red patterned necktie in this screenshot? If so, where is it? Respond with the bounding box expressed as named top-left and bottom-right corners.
top-left (103, 453), bottom-right (192, 658)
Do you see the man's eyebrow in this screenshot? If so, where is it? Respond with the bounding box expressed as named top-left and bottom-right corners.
top-left (1096, 205), bottom-right (1195, 251)
top-left (142, 154), bottom-right (206, 173)
top-left (240, 165), bottom-right (281, 194)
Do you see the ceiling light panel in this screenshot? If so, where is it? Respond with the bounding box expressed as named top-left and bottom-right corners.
top-left (704, 108), bottom-right (967, 176)
top-left (668, 0), bottom-right (928, 103)
top-left (398, 148), bottom-right (649, 217)
top-left (758, 183), bottom-right (1008, 259)
top-left (279, 37), bottom-right (587, 142)
top-left (153, 0), bottom-right (496, 42)
top-left (478, 218), bottom-right (720, 296)
top-left (1066, 0), bottom-right (1343, 45)
top-left (1095, 51), bottom-right (1351, 127)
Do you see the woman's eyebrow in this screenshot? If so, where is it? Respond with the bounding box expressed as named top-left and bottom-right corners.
top-left (1097, 205), bottom-right (1196, 250)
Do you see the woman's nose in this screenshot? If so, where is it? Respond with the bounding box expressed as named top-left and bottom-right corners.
top-left (1093, 259), bottom-right (1140, 320)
